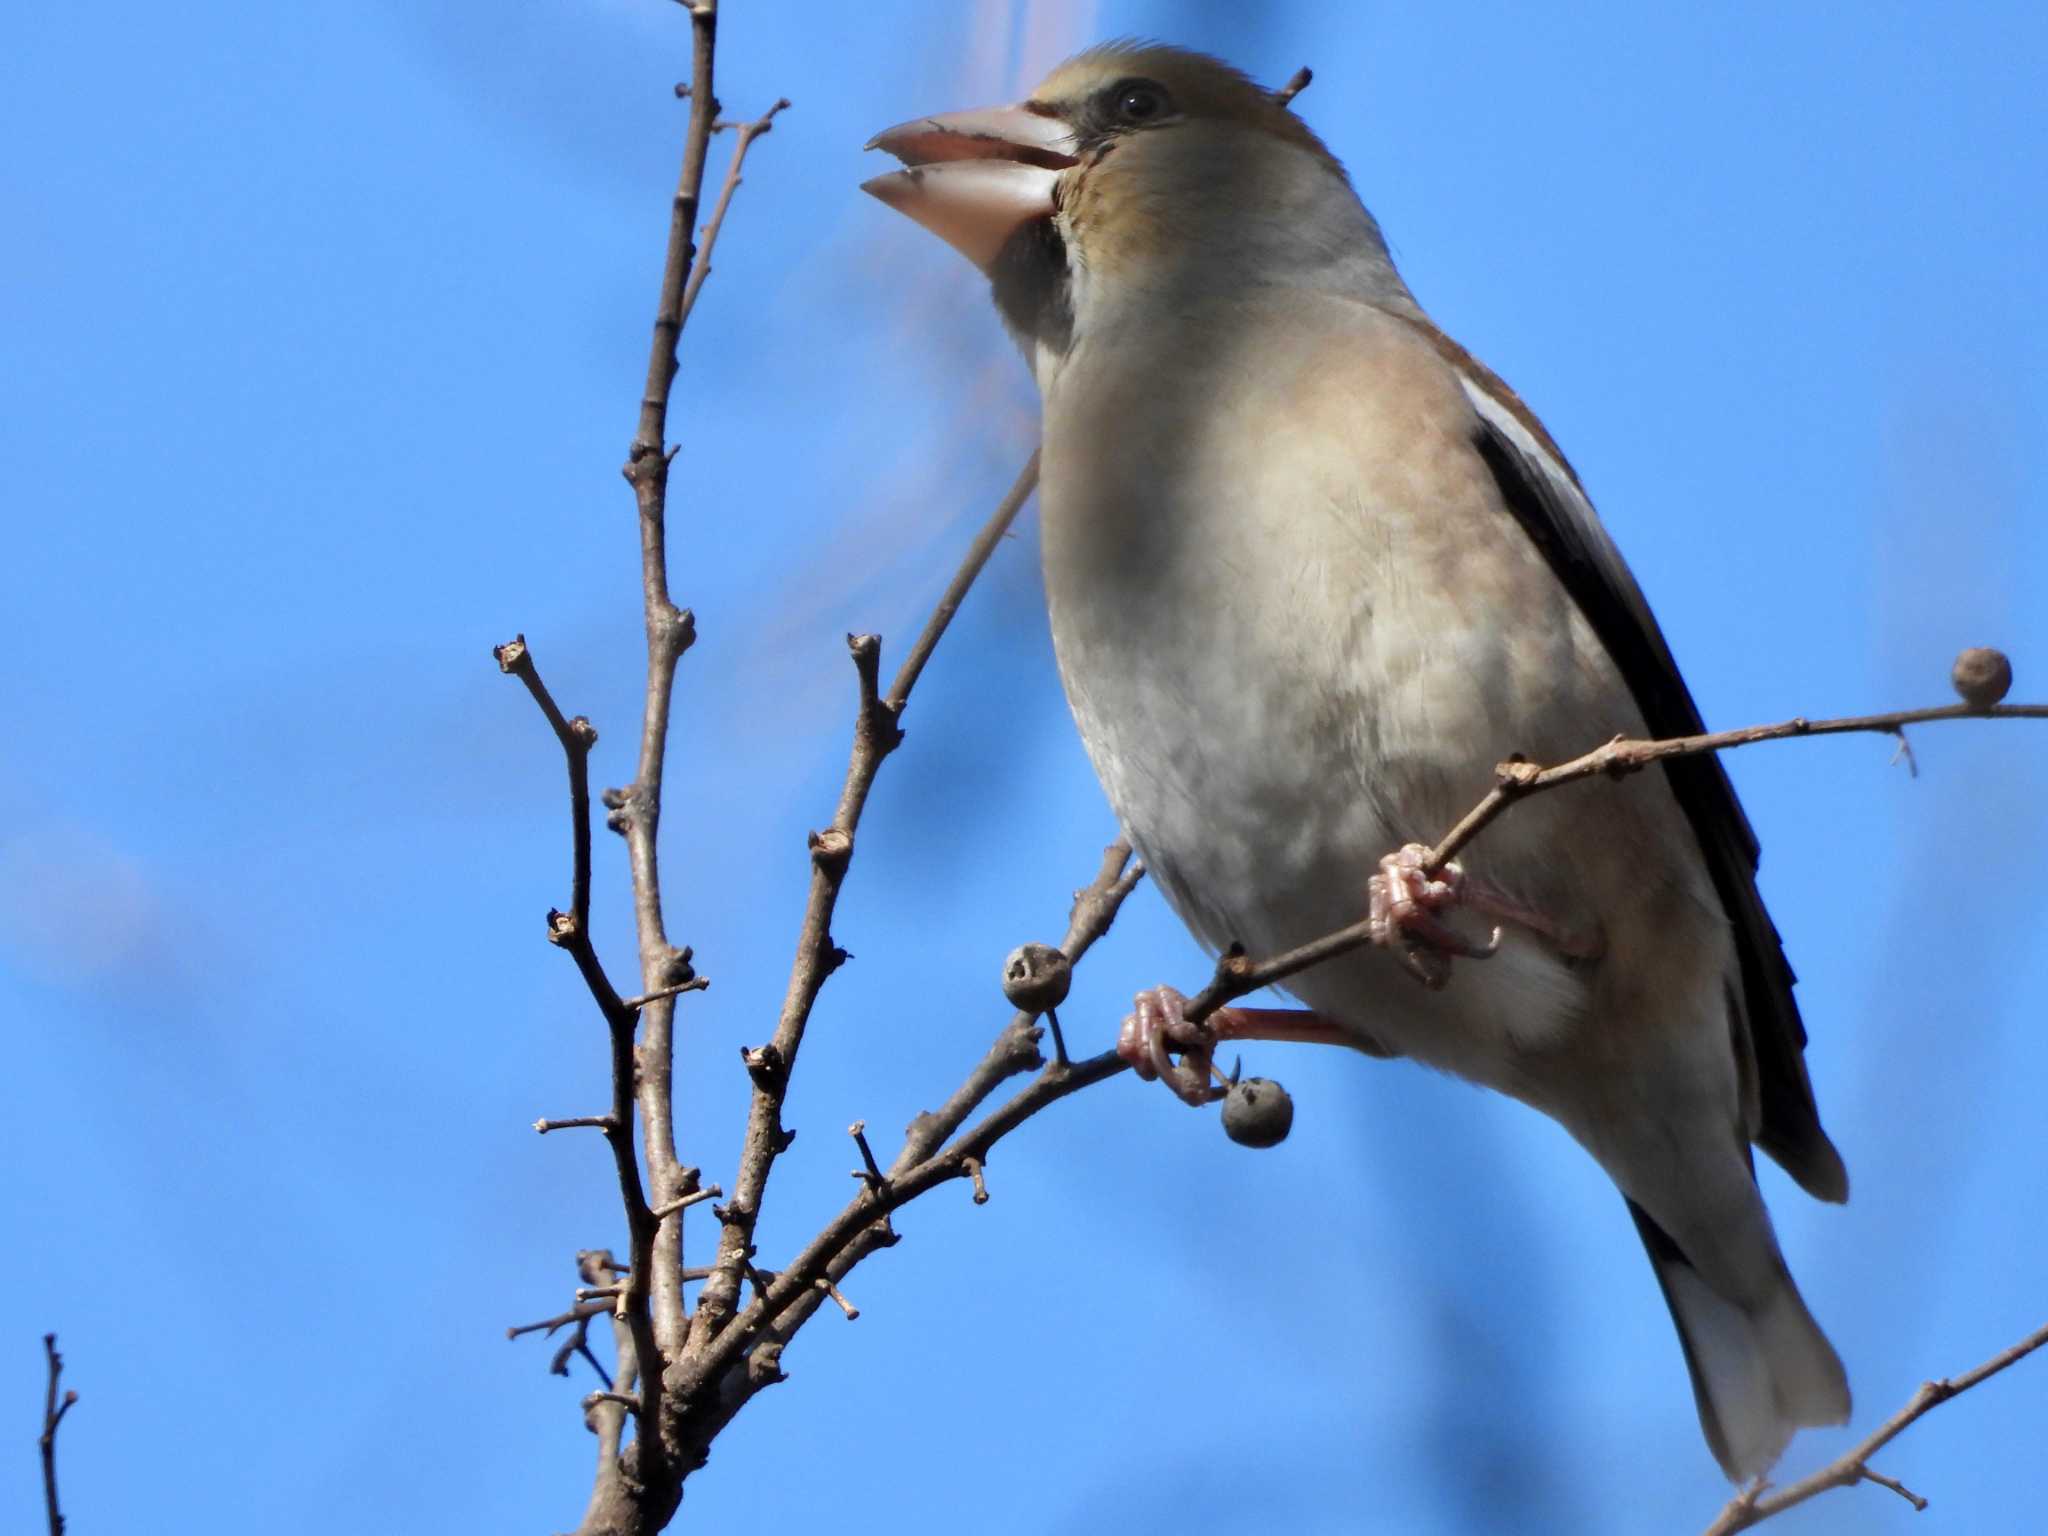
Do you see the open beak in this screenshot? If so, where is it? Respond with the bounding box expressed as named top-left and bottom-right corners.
top-left (861, 104), bottom-right (1078, 272)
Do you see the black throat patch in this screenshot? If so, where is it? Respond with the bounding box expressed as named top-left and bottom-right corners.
top-left (988, 217), bottom-right (1073, 358)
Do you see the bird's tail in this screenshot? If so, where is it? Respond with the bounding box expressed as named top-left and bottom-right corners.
top-left (1626, 1198), bottom-right (1850, 1481)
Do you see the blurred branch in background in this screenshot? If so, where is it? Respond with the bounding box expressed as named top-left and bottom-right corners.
top-left (485, 9), bottom-right (2047, 1535)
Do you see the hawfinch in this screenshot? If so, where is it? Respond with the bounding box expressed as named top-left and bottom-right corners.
top-left (864, 43), bottom-right (1849, 1481)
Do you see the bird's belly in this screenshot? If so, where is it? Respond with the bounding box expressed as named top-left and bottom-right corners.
top-left (1042, 516), bottom-right (1589, 1086)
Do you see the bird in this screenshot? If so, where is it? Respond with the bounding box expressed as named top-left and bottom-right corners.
top-left (862, 42), bottom-right (1850, 1481)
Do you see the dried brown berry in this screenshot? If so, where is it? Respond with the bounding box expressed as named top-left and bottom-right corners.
top-left (1951, 647), bottom-right (2013, 709)
top-left (1001, 943), bottom-right (1072, 1014)
top-left (1221, 1076), bottom-right (1294, 1148)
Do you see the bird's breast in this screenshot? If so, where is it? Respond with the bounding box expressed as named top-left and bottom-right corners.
top-left (1033, 295), bottom-right (1622, 1073)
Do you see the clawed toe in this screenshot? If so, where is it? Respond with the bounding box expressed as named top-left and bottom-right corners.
top-left (1118, 986), bottom-right (1226, 1105)
top-left (1369, 843), bottom-right (1503, 989)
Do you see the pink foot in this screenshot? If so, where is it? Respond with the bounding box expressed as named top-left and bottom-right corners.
top-left (1118, 988), bottom-right (1358, 1106)
top-left (1118, 986), bottom-right (1224, 1105)
top-left (1367, 844), bottom-right (1502, 988)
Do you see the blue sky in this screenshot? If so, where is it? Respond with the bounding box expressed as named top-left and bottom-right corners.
top-left (5, 2), bottom-right (2044, 1532)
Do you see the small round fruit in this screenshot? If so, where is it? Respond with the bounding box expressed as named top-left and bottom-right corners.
top-left (1221, 1077), bottom-right (1294, 1148)
top-left (1001, 944), bottom-right (1072, 1014)
top-left (1951, 647), bottom-right (2013, 709)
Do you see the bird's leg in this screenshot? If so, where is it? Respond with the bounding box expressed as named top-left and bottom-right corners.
top-left (1459, 881), bottom-right (1606, 961)
top-left (1368, 844), bottom-right (1503, 987)
top-left (1118, 986), bottom-right (1353, 1106)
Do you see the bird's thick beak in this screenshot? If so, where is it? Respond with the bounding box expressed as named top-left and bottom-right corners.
top-left (861, 104), bottom-right (1078, 272)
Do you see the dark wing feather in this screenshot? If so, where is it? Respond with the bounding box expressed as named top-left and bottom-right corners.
top-left (1465, 386), bottom-right (1847, 1202)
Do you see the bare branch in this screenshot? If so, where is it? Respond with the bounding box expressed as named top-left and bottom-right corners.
top-left (571, 1251), bottom-right (646, 1536)
top-left (41, 1334), bottom-right (75, 1536)
top-left (679, 98), bottom-right (791, 325)
top-left (1427, 690), bottom-right (2045, 876)
top-left (493, 627), bottom-right (670, 1489)
top-left (508, 1298), bottom-right (614, 1343)
top-left (688, 457), bottom-right (1040, 1350)
top-left (619, 977), bottom-right (710, 1012)
top-left (1701, 1320), bottom-right (2048, 1533)
top-left (847, 1121), bottom-right (886, 1195)
top-left (1273, 66), bottom-right (1313, 108)
top-left (886, 452), bottom-right (1039, 712)
top-left (894, 839), bottom-right (1142, 1172)
top-left (651, 1185), bottom-right (721, 1222)
top-left (596, 0), bottom-right (746, 1399)
top-left (816, 1279), bottom-right (860, 1320)
top-left (1176, 674), bottom-right (2047, 1030)
top-left (528, 22), bottom-right (795, 1529)
top-left (672, 843), bottom-right (1145, 1421)
top-left (494, 636), bottom-right (634, 1025)
top-left (508, 1297), bottom-right (616, 1385)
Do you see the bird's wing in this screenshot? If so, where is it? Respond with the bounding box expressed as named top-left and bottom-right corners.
top-left (1445, 356), bottom-right (1847, 1202)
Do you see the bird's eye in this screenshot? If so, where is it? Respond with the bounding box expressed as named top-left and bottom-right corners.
top-left (1110, 79), bottom-right (1170, 124)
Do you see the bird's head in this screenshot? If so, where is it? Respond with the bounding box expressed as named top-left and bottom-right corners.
top-left (863, 43), bottom-right (1407, 368)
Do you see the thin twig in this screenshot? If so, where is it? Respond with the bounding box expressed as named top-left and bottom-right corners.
top-left (893, 839), bottom-right (1142, 1173)
top-left (620, 977), bottom-right (710, 1011)
top-left (496, 632), bottom-right (667, 1481)
top-left (679, 99), bottom-right (790, 325)
top-left (673, 843), bottom-right (1144, 1414)
top-left (569, 1251), bottom-right (642, 1533)
top-left (1175, 689), bottom-right (2048, 1029)
top-left (651, 1185), bottom-right (721, 1222)
top-left (1701, 1320), bottom-right (2048, 1533)
top-left (848, 1121), bottom-right (885, 1194)
top-left (1426, 696), bottom-right (2047, 875)
top-left (41, 1334), bottom-right (75, 1536)
top-left (1273, 66), bottom-right (1313, 108)
top-left (505, 1299), bottom-right (615, 1386)
top-left (678, 1047), bottom-right (1130, 1405)
top-left (886, 453), bottom-right (1039, 711)
top-left (658, 840), bottom-right (1139, 1476)
top-left (817, 1280), bottom-right (859, 1320)
top-left (549, 13), bottom-right (730, 1528)
top-left (508, 1298), bottom-right (614, 1341)
top-left (569, 1331), bottom-right (612, 1388)
top-left (507, 1288), bottom-right (618, 1388)
top-left (605, 0), bottom-right (733, 1408)
top-left (688, 458), bottom-right (1039, 1351)
top-left (494, 637), bottom-right (632, 1024)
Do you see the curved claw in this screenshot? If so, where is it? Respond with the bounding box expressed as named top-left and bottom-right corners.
top-left (1399, 943), bottom-right (1451, 990)
top-left (1119, 986), bottom-right (1228, 1106)
top-left (1399, 906), bottom-right (1503, 960)
top-left (1370, 842), bottom-right (1516, 989)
